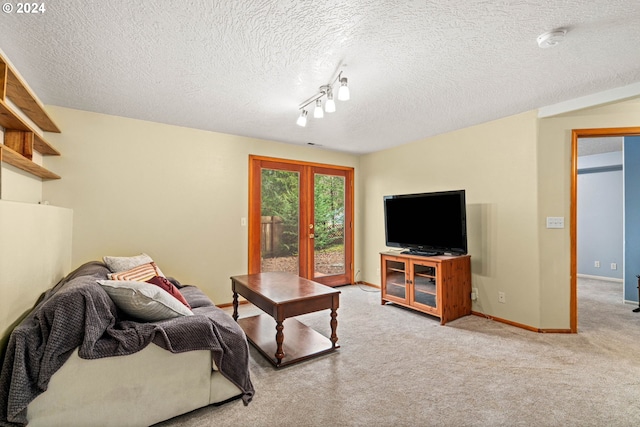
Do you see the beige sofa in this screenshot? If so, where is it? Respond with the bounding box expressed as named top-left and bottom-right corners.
top-left (0, 260), bottom-right (254, 426)
top-left (27, 345), bottom-right (241, 427)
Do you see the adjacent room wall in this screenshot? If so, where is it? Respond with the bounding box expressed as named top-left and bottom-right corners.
top-left (577, 151), bottom-right (623, 280)
top-left (42, 106), bottom-right (361, 305)
top-left (624, 136), bottom-right (640, 303)
top-left (360, 111), bottom-right (542, 328)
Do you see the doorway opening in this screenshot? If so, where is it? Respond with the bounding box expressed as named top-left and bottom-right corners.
top-left (571, 127), bottom-right (640, 332)
top-left (248, 155), bottom-right (354, 287)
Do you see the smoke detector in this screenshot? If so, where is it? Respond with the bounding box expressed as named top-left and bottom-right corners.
top-left (537, 29), bottom-right (567, 48)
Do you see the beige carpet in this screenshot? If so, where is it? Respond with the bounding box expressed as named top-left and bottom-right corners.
top-left (156, 278), bottom-right (640, 426)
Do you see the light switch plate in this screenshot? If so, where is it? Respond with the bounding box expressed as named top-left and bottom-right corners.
top-left (546, 217), bottom-right (564, 229)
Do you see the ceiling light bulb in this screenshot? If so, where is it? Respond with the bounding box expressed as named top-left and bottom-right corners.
top-left (325, 91), bottom-right (336, 113)
top-left (338, 77), bottom-right (350, 101)
top-left (314, 99), bottom-right (324, 118)
top-left (297, 110), bottom-right (308, 127)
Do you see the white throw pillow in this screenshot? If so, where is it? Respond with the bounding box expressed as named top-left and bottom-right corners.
top-left (97, 280), bottom-right (193, 321)
top-left (103, 253), bottom-right (154, 273)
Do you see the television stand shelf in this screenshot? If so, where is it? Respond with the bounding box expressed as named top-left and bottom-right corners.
top-left (380, 252), bottom-right (471, 325)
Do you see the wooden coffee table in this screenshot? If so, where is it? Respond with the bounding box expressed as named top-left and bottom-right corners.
top-left (231, 272), bottom-right (340, 368)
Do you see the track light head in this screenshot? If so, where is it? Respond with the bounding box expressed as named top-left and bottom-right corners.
top-left (338, 77), bottom-right (350, 101)
top-left (297, 110), bottom-right (308, 127)
top-left (325, 88), bottom-right (336, 113)
top-left (314, 99), bottom-right (324, 118)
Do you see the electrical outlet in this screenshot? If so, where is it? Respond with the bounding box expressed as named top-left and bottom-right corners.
top-left (594, 261), bottom-right (600, 268)
top-left (498, 291), bottom-right (506, 304)
top-left (611, 263), bottom-right (617, 270)
top-left (471, 287), bottom-right (479, 301)
top-left (376, 268), bottom-right (381, 277)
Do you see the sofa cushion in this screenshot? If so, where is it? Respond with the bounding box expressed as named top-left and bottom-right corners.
top-left (97, 279), bottom-right (193, 321)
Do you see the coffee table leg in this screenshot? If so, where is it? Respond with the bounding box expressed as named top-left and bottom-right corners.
top-left (275, 320), bottom-right (285, 364)
top-left (330, 308), bottom-right (338, 348)
top-left (232, 291), bottom-right (239, 321)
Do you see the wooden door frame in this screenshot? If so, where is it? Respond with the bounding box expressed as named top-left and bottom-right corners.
top-left (248, 155), bottom-right (355, 285)
top-left (570, 127), bottom-right (640, 332)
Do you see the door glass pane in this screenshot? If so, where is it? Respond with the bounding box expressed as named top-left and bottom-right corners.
top-left (313, 174), bottom-right (345, 277)
top-left (260, 169), bottom-right (299, 274)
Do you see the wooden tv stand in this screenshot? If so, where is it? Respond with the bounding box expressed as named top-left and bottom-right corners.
top-left (380, 252), bottom-right (471, 324)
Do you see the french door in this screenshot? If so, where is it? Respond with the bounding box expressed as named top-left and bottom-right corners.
top-left (248, 155), bottom-right (354, 287)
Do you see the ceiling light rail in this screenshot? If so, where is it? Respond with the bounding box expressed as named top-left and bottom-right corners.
top-left (297, 71), bottom-right (350, 127)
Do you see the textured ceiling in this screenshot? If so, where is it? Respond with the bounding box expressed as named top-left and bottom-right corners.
top-left (578, 137), bottom-right (623, 156)
top-left (1, 1), bottom-right (640, 154)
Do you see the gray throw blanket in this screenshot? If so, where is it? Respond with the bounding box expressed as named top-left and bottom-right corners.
top-left (0, 261), bottom-right (254, 426)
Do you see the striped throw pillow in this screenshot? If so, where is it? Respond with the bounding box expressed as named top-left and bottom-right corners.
top-left (108, 262), bottom-right (162, 282)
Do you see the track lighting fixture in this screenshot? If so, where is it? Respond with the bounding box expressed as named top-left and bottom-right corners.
top-left (296, 70), bottom-right (350, 126)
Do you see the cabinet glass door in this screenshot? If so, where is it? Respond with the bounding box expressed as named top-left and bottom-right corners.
top-left (413, 263), bottom-right (437, 309)
top-left (384, 259), bottom-right (407, 300)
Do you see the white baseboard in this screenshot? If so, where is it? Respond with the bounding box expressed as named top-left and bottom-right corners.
top-left (577, 273), bottom-right (623, 283)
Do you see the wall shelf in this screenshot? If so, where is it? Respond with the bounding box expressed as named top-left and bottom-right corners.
top-left (5, 66), bottom-right (60, 133)
top-left (0, 144), bottom-right (60, 180)
top-left (0, 53), bottom-right (61, 180)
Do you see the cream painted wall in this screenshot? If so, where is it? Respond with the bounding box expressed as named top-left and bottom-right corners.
top-left (0, 200), bottom-right (72, 338)
top-left (42, 106), bottom-right (360, 305)
top-left (537, 99), bottom-right (640, 329)
top-left (0, 164), bottom-right (43, 203)
top-left (360, 111), bottom-right (542, 328)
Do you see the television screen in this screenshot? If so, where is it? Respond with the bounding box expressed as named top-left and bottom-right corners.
top-left (384, 190), bottom-right (467, 255)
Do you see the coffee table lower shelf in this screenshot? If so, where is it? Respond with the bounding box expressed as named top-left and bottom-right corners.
top-left (238, 314), bottom-right (339, 368)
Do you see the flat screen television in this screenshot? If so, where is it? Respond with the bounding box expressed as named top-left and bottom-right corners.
top-left (383, 189), bottom-right (467, 256)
